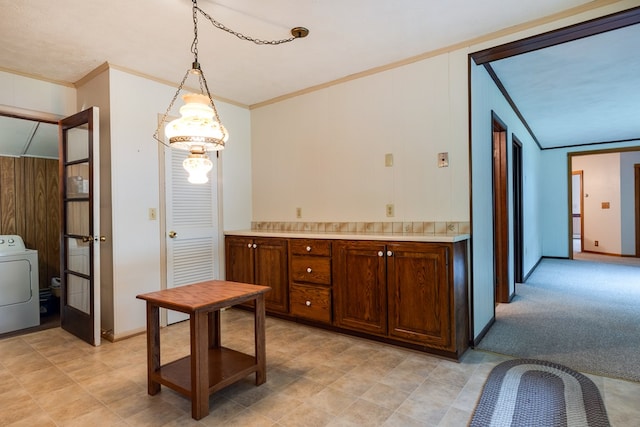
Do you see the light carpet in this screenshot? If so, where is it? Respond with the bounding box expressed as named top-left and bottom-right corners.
top-left (476, 258), bottom-right (640, 382)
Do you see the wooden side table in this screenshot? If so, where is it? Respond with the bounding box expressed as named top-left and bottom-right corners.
top-left (136, 280), bottom-right (270, 420)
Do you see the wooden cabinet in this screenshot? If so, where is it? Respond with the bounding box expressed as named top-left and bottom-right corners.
top-left (288, 239), bottom-right (332, 323)
top-left (333, 240), bottom-right (387, 335)
top-left (225, 236), bottom-right (289, 314)
top-left (334, 240), bottom-right (468, 358)
top-left (226, 234), bottom-right (469, 359)
top-left (387, 242), bottom-right (451, 348)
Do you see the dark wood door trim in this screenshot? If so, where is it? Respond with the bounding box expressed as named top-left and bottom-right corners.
top-left (512, 136), bottom-right (523, 284)
top-left (492, 112), bottom-right (510, 303)
top-left (471, 6), bottom-right (640, 65)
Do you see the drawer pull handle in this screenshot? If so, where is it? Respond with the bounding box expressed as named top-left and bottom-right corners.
top-left (305, 300), bottom-right (311, 306)
top-left (307, 267), bottom-right (312, 273)
top-left (306, 246), bottom-right (311, 252)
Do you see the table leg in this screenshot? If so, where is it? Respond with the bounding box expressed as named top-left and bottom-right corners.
top-left (146, 303), bottom-right (161, 395)
top-left (208, 310), bottom-right (221, 349)
top-left (191, 311), bottom-right (210, 420)
top-left (254, 295), bottom-right (267, 385)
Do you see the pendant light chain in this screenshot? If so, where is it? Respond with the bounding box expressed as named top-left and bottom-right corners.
top-left (154, 0), bottom-right (308, 148)
top-left (191, 0), bottom-right (225, 141)
top-left (194, 4), bottom-right (298, 45)
top-left (191, 0), bottom-right (199, 63)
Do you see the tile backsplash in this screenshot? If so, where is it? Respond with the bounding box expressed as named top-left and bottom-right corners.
top-left (251, 221), bottom-right (470, 235)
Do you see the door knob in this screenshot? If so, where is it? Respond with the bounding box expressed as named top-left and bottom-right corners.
top-left (99, 236), bottom-right (106, 242)
top-left (82, 235), bottom-right (92, 243)
top-left (168, 231), bottom-right (177, 238)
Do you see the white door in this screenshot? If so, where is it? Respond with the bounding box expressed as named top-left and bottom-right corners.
top-left (59, 107), bottom-right (101, 346)
top-left (164, 148), bottom-right (220, 324)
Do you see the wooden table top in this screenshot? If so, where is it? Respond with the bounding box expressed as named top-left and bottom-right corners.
top-left (136, 280), bottom-right (271, 313)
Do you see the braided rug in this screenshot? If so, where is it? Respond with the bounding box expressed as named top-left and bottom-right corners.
top-left (470, 359), bottom-right (610, 427)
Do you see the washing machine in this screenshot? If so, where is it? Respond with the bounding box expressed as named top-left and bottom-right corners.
top-left (0, 235), bottom-right (40, 334)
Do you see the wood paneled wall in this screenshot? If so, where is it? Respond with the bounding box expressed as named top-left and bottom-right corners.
top-left (0, 156), bottom-right (60, 289)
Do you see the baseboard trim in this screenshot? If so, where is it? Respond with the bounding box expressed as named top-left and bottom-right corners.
top-left (522, 256), bottom-right (544, 282)
top-left (472, 315), bottom-right (495, 348)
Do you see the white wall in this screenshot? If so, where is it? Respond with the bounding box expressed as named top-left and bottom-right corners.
top-left (0, 71), bottom-right (76, 117)
top-left (219, 104), bottom-right (252, 232)
top-left (250, 51), bottom-right (470, 223)
top-left (470, 63), bottom-right (542, 339)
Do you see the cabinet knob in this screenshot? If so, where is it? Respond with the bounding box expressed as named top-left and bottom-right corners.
top-left (306, 267), bottom-right (312, 273)
top-left (252, 243), bottom-right (257, 249)
top-left (387, 250), bottom-right (393, 257)
top-left (378, 251), bottom-right (384, 257)
top-left (247, 243), bottom-right (252, 248)
top-left (305, 300), bottom-right (311, 307)
top-left (306, 246), bottom-right (311, 252)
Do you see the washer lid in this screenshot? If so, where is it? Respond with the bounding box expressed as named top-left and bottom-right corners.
top-left (0, 235), bottom-right (27, 254)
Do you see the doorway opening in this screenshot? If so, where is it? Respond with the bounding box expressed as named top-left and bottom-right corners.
top-left (0, 110), bottom-right (62, 338)
top-left (569, 149), bottom-right (640, 262)
top-left (571, 170), bottom-right (584, 256)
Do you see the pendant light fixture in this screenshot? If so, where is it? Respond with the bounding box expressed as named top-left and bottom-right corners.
top-left (154, 0), bottom-right (308, 184)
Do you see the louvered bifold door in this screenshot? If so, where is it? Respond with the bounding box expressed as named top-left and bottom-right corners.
top-left (165, 148), bottom-right (219, 324)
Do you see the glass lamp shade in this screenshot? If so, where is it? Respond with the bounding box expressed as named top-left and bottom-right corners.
top-left (165, 93), bottom-right (229, 151)
top-left (183, 152), bottom-right (213, 184)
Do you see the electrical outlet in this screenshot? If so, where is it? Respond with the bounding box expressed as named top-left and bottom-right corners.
top-left (149, 208), bottom-right (157, 220)
top-left (594, 240), bottom-right (599, 247)
top-left (386, 204), bottom-right (394, 217)
top-left (385, 153), bottom-right (394, 167)
top-left (438, 152), bottom-right (449, 168)
top-left (296, 207), bottom-right (302, 218)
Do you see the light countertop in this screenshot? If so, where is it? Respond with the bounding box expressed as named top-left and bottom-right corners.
top-left (225, 229), bottom-right (470, 243)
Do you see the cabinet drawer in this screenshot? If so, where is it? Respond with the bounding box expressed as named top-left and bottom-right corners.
top-left (290, 239), bottom-right (331, 256)
top-left (290, 284), bottom-right (331, 323)
top-left (291, 256), bottom-right (331, 284)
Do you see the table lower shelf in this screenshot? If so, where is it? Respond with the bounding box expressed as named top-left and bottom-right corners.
top-left (151, 346), bottom-right (258, 397)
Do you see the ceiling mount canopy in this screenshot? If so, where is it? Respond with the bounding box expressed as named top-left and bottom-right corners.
top-left (154, 0), bottom-right (308, 184)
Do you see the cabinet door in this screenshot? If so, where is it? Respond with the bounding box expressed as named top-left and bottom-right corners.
top-left (333, 241), bottom-right (387, 335)
top-left (387, 243), bottom-right (451, 349)
top-left (225, 236), bottom-right (255, 284)
top-left (255, 238), bottom-right (289, 313)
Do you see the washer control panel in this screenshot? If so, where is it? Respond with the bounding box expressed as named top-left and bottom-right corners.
top-left (0, 235), bottom-right (27, 254)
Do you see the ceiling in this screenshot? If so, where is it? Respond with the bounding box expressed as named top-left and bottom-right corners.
top-left (489, 21), bottom-right (640, 149)
top-left (0, 0), bottom-right (639, 156)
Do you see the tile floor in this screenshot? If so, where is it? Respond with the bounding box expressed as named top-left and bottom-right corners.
top-left (1, 309), bottom-right (639, 426)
